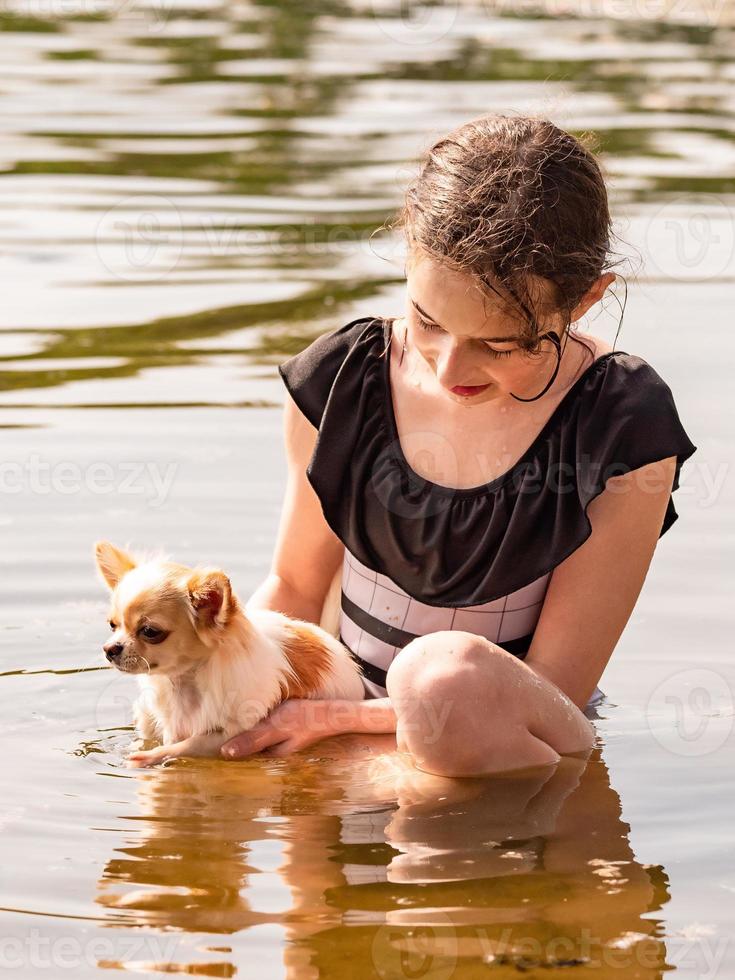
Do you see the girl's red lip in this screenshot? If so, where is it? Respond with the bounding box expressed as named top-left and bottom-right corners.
top-left (449, 384), bottom-right (490, 395)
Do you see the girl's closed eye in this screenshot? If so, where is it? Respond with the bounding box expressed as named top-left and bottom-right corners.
top-left (415, 314), bottom-right (515, 359)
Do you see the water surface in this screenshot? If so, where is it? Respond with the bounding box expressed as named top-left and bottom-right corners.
top-left (1, 1), bottom-right (734, 976)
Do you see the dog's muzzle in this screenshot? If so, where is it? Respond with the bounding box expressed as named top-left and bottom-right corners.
top-left (103, 641), bottom-right (124, 663)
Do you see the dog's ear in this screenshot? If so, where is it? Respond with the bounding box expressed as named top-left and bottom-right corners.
top-left (187, 569), bottom-right (235, 631)
top-left (94, 540), bottom-right (136, 591)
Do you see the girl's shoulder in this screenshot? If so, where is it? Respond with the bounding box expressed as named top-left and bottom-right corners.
top-left (277, 315), bottom-right (384, 429)
top-left (565, 337), bottom-right (688, 439)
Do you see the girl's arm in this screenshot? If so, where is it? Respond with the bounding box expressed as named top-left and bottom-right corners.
top-left (244, 388), bottom-right (346, 624)
top-left (245, 572), bottom-right (324, 626)
top-left (221, 388), bottom-right (388, 760)
top-left (524, 455), bottom-right (678, 710)
top-left (221, 696), bottom-right (397, 761)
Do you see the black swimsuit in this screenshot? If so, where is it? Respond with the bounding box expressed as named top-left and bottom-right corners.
top-left (278, 316), bottom-right (697, 711)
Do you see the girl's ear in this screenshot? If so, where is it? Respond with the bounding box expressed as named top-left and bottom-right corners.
top-left (187, 569), bottom-right (235, 631)
top-left (94, 540), bottom-right (137, 591)
top-left (572, 271), bottom-right (616, 321)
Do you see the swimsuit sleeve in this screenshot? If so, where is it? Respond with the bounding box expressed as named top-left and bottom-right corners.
top-left (277, 317), bottom-right (378, 430)
top-left (575, 354), bottom-right (697, 536)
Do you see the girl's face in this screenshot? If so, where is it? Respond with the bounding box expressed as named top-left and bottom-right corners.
top-left (402, 250), bottom-right (610, 406)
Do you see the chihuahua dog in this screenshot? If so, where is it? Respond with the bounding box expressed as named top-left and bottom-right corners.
top-left (94, 540), bottom-right (365, 767)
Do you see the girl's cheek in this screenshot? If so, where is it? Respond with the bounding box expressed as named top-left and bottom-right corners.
top-left (493, 359), bottom-right (536, 392)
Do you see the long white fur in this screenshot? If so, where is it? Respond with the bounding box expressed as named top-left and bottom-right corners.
top-left (134, 607), bottom-right (365, 745)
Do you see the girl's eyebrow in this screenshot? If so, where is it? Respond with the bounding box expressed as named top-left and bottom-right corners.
top-left (410, 298), bottom-right (519, 343)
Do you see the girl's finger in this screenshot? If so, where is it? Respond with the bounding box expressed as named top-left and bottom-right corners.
top-left (221, 723), bottom-right (282, 759)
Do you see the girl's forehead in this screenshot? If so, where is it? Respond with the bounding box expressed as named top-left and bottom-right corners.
top-left (407, 249), bottom-right (557, 313)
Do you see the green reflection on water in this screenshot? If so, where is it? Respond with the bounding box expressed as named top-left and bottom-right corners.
top-left (1, 2), bottom-right (732, 972)
top-left (0, 279), bottom-right (398, 396)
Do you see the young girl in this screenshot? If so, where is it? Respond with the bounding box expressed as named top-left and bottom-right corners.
top-left (220, 114), bottom-right (697, 777)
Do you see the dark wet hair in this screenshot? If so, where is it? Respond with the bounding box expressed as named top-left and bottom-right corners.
top-left (377, 113), bottom-right (628, 398)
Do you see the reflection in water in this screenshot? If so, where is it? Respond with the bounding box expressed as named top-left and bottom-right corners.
top-left (95, 744), bottom-right (670, 977)
top-left (1, 0), bottom-right (732, 976)
top-left (97, 763), bottom-right (286, 935)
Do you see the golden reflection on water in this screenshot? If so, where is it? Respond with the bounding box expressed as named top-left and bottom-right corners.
top-left (93, 739), bottom-right (669, 977)
top-left (1, 0), bottom-right (732, 975)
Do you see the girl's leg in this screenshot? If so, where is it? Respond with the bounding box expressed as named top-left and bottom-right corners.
top-left (385, 630), bottom-right (595, 778)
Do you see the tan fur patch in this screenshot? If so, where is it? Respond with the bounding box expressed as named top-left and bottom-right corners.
top-left (279, 623), bottom-right (334, 699)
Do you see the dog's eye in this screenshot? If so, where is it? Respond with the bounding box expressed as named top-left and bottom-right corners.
top-left (108, 621), bottom-right (117, 631)
top-left (139, 625), bottom-right (167, 643)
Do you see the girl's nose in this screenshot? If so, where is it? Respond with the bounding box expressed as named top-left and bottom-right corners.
top-left (434, 337), bottom-right (484, 389)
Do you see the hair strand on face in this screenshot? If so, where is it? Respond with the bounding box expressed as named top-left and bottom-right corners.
top-left (383, 112), bottom-right (630, 358)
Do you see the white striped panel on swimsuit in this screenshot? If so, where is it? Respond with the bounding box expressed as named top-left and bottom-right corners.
top-left (338, 547), bottom-right (606, 713)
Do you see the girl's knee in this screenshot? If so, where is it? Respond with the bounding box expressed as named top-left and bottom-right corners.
top-left (386, 632), bottom-right (510, 776)
top-left (383, 631), bottom-right (595, 777)
top-left (386, 630), bottom-right (505, 702)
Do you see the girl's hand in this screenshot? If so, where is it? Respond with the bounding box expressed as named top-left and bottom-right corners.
top-left (220, 699), bottom-right (338, 760)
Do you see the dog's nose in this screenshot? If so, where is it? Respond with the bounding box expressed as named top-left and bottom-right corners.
top-left (104, 641), bottom-right (124, 662)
